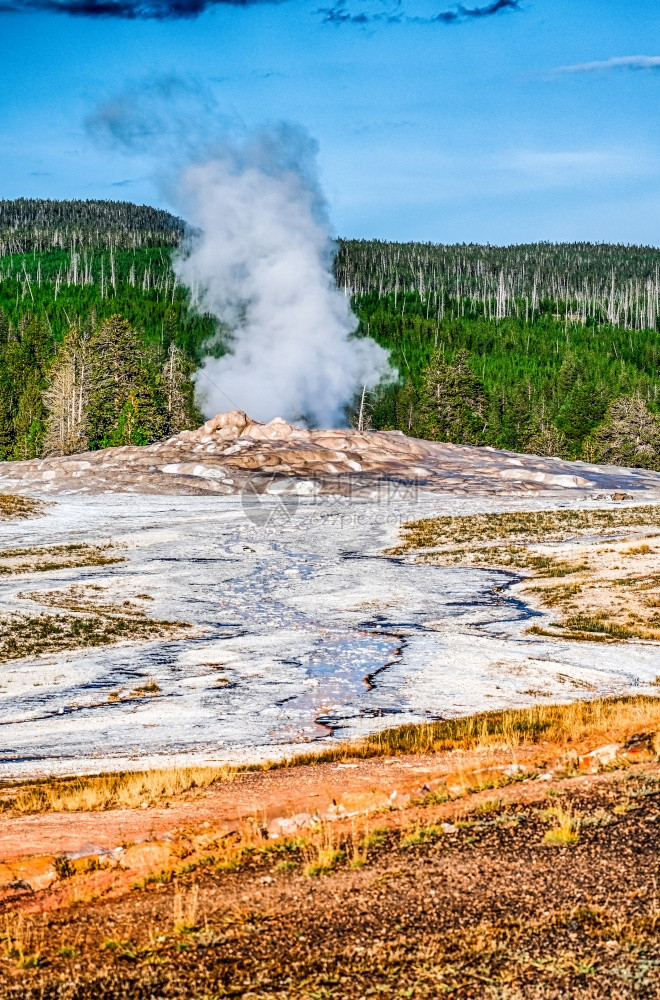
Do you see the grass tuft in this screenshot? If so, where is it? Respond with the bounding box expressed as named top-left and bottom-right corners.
top-left (2, 765), bottom-right (234, 814)
top-left (542, 805), bottom-right (580, 846)
top-left (0, 494), bottom-right (45, 520)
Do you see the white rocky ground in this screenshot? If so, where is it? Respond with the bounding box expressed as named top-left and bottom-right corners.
top-left (1, 414), bottom-right (660, 779)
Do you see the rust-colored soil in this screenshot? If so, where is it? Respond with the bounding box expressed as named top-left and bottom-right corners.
top-left (0, 748), bottom-right (525, 862)
top-left (1, 746), bottom-right (659, 999)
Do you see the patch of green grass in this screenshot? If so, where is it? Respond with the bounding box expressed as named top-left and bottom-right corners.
top-left (101, 938), bottom-right (133, 952)
top-left (401, 825), bottom-right (444, 847)
top-left (16, 952), bottom-right (45, 968)
top-left (303, 848), bottom-right (345, 877)
top-left (542, 806), bottom-right (580, 846)
top-left (359, 828), bottom-right (388, 848)
top-left (263, 836), bottom-right (310, 855)
top-left (214, 858), bottom-right (242, 873)
top-left (410, 788), bottom-right (450, 808)
top-left (274, 859), bottom-right (297, 871)
top-left (0, 604), bottom-right (187, 664)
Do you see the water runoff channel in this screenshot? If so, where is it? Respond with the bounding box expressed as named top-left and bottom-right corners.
top-left (1, 491), bottom-right (658, 778)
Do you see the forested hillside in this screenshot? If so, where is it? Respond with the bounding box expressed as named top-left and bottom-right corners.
top-left (341, 241), bottom-right (660, 468)
top-left (0, 198), bottom-right (184, 254)
top-left (1, 198), bottom-right (660, 469)
top-left (0, 200), bottom-right (206, 460)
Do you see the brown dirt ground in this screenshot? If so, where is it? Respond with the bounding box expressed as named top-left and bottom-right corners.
top-left (1, 751), bottom-right (659, 999)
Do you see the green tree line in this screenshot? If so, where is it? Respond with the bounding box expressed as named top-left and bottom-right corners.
top-left (0, 312), bottom-right (201, 460)
top-left (355, 291), bottom-right (660, 469)
top-left (2, 199), bottom-right (660, 471)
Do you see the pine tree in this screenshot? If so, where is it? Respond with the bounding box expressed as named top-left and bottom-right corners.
top-left (6, 316), bottom-right (52, 460)
top-left (43, 327), bottom-right (90, 456)
top-left (0, 387), bottom-right (13, 459)
top-left (0, 308), bottom-right (9, 345)
top-left (556, 381), bottom-right (608, 447)
top-left (525, 422), bottom-right (568, 459)
top-left (418, 349), bottom-right (489, 444)
top-left (11, 375), bottom-right (46, 460)
top-left (587, 394), bottom-right (660, 470)
top-left (556, 353), bottom-right (585, 395)
top-left (87, 315), bottom-right (165, 448)
top-left (396, 378), bottom-right (421, 435)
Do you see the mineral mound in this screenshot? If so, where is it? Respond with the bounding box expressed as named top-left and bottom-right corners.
top-left (1, 410), bottom-right (659, 498)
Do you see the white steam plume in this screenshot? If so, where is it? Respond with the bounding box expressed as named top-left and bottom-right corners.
top-left (175, 130), bottom-right (392, 426)
top-left (89, 79), bottom-right (394, 427)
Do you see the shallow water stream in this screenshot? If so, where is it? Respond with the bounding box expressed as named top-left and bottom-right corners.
top-left (1, 492), bottom-right (658, 778)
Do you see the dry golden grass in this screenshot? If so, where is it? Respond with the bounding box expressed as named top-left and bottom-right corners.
top-left (0, 494), bottom-right (45, 520)
top-left (277, 694), bottom-right (660, 765)
top-left (172, 884), bottom-right (199, 934)
top-left (3, 695), bottom-right (658, 815)
top-left (1, 766), bottom-right (235, 814)
top-left (0, 542), bottom-right (125, 576)
top-left (1, 912), bottom-right (44, 968)
top-left (390, 505), bottom-right (660, 552)
top-left (302, 823), bottom-right (345, 877)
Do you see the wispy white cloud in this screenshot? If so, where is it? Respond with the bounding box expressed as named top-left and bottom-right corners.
top-left (498, 148), bottom-right (651, 184)
top-left (329, 145), bottom-right (656, 216)
top-left (554, 55), bottom-right (660, 74)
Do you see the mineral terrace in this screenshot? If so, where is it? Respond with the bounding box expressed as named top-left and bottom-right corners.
top-left (1, 412), bottom-right (660, 779)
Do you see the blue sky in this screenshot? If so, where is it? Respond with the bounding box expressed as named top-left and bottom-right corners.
top-left (1, 0), bottom-right (659, 243)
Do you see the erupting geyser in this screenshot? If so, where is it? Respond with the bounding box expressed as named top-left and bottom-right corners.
top-left (90, 80), bottom-right (394, 427)
top-left (174, 127), bottom-right (393, 427)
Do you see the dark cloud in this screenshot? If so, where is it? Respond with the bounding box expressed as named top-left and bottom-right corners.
top-left (2, 0), bottom-right (520, 19)
top-left (0, 0), bottom-right (280, 18)
top-left (462, 0), bottom-right (518, 17)
top-left (320, 0), bottom-right (520, 25)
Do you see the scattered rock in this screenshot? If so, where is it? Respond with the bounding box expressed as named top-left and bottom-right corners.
top-left (503, 764), bottom-right (528, 777)
top-left (267, 812), bottom-right (314, 838)
top-left (590, 492), bottom-right (634, 502)
top-left (61, 842), bottom-right (116, 861)
top-left (0, 855), bottom-right (57, 892)
top-left (578, 744), bottom-right (620, 773)
top-left (622, 731), bottom-right (659, 761)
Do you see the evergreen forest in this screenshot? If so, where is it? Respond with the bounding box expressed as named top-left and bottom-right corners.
top-left (2, 197), bottom-right (660, 470)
